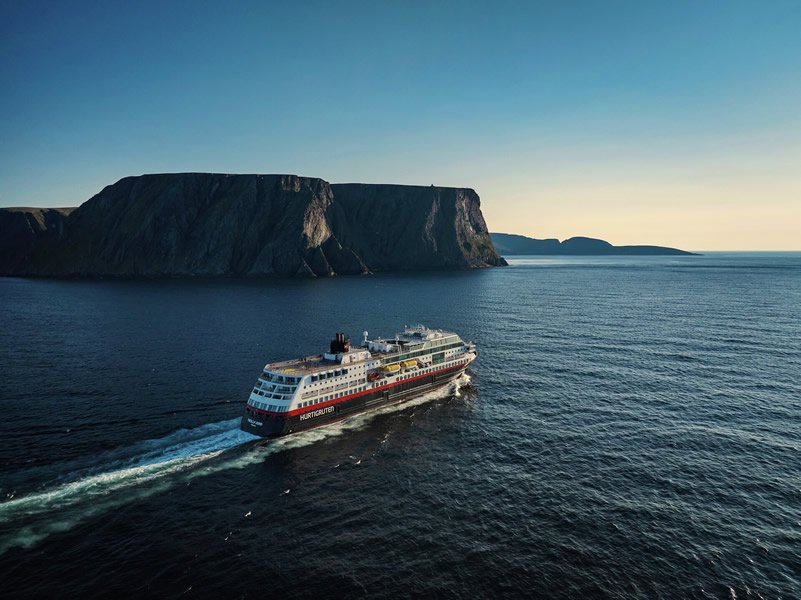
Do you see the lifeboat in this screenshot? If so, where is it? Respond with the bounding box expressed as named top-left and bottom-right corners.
top-left (367, 372), bottom-right (380, 382)
top-left (401, 359), bottom-right (417, 368)
top-left (381, 363), bottom-right (401, 373)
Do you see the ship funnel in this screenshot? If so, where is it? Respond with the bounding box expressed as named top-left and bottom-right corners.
top-left (330, 332), bottom-right (350, 354)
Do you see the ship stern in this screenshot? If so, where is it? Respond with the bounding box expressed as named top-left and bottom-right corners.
top-left (240, 410), bottom-right (288, 437)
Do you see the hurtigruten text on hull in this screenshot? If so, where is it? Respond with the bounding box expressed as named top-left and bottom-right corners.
top-left (241, 326), bottom-right (477, 437)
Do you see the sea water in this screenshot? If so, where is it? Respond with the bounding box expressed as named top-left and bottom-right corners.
top-left (1, 254), bottom-right (799, 598)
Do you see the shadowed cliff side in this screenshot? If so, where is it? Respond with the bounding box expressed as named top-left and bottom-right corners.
top-left (1, 173), bottom-right (505, 277)
top-left (331, 184), bottom-right (505, 271)
top-left (0, 207), bottom-right (74, 272)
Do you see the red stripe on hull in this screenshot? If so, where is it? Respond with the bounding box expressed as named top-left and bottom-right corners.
top-left (247, 359), bottom-right (472, 418)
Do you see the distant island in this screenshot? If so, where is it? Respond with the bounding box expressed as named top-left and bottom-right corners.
top-left (491, 232), bottom-right (696, 256)
top-left (0, 173), bottom-right (506, 277)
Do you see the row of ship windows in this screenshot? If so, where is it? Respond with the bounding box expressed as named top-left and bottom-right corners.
top-left (253, 388), bottom-right (288, 400)
top-left (302, 380), bottom-right (349, 398)
top-left (391, 358), bottom-right (465, 380)
top-left (400, 335), bottom-right (458, 350)
top-left (304, 365), bottom-right (435, 399)
top-left (391, 342), bottom-right (463, 363)
top-left (261, 373), bottom-right (302, 384)
top-left (308, 377), bottom-right (358, 390)
top-left (250, 400), bottom-right (289, 413)
top-left (301, 357), bottom-right (470, 403)
top-left (299, 386), bottom-right (367, 408)
top-left (310, 367), bottom-right (361, 382)
top-left (257, 381), bottom-right (296, 394)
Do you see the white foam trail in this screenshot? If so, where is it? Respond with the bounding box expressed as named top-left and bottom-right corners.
top-left (188, 372), bottom-right (472, 477)
top-left (8, 418), bottom-right (247, 491)
top-left (0, 374), bottom-right (471, 554)
top-left (0, 419), bottom-right (259, 554)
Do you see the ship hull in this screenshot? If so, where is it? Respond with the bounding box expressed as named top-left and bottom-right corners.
top-left (241, 363), bottom-right (468, 438)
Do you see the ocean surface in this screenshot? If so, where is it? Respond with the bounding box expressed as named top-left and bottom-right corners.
top-left (1, 254), bottom-right (800, 599)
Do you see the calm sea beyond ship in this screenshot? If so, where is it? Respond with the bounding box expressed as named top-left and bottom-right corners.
top-left (241, 325), bottom-right (476, 437)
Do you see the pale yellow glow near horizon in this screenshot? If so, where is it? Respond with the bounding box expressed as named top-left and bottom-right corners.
top-left (483, 179), bottom-right (801, 251)
top-left (486, 199), bottom-right (800, 251)
top-left (471, 130), bottom-right (801, 252)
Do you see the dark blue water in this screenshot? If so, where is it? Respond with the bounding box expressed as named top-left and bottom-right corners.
top-left (1, 254), bottom-right (800, 599)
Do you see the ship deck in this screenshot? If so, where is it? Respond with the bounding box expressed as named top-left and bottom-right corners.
top-left (266, 353), bottom-right (379, 375)
top-left (266, 344), bottom-right (428, 375)
top-left (264, 332), bottom-right (453, 375)
top-left (266, 355), bottom-right (341, 375)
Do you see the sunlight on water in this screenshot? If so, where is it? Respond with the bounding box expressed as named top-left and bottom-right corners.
top-left (0, 375), bottom-right (469, 555)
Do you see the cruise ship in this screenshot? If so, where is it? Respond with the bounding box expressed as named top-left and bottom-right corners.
top-left (241, 326), bottom-right (476, 437)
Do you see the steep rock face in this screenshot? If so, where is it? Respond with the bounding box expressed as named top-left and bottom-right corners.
top-left (22, 174), bottom-right (356, 277)
top-left (491, 233), bottom-right (695, 256)
top-left (331, 184), bottom-right (505, 270)
top-left (2, 173), bottom-right (505, 277)
top-left (0, 207), bottom-right (74, 272)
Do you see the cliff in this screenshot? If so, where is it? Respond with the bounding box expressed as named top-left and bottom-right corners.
top-left (331, 184), bottom-right (503, 271)
top-left (1, 173), bottom-right (505, 277)
top-left (491, 233), bottom-right (696, 256)
top-left (0, 207), bottom-right (74, 272)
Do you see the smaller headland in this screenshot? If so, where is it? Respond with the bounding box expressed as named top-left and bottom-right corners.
top-left (491, 233), bottom-right (697, 256)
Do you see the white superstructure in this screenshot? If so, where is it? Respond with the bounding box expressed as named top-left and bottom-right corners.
top-left (246, 325), bottom-right (475, 416)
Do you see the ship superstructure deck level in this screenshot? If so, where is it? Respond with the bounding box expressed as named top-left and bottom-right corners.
top-left (240, 325), bottom-right (476, 437)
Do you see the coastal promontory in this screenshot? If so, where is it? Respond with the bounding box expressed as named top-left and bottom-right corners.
top-left (491, 232), bottom-right (696, 256)
top-left (0, 173), bottom-right (506, 277)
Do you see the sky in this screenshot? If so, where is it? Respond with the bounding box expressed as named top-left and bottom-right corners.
top-left (1, 0), bottom-right (800, 250)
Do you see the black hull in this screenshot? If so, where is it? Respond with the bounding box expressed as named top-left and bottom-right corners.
top-left (241, 364), bottom-right (468, 438)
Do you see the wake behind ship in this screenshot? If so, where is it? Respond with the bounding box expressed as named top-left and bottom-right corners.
top-left (241, 326), bottom-right (476, 437)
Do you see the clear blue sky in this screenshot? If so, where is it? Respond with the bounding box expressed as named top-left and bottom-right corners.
top-left (2, 0), bottom-right (800, 249)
